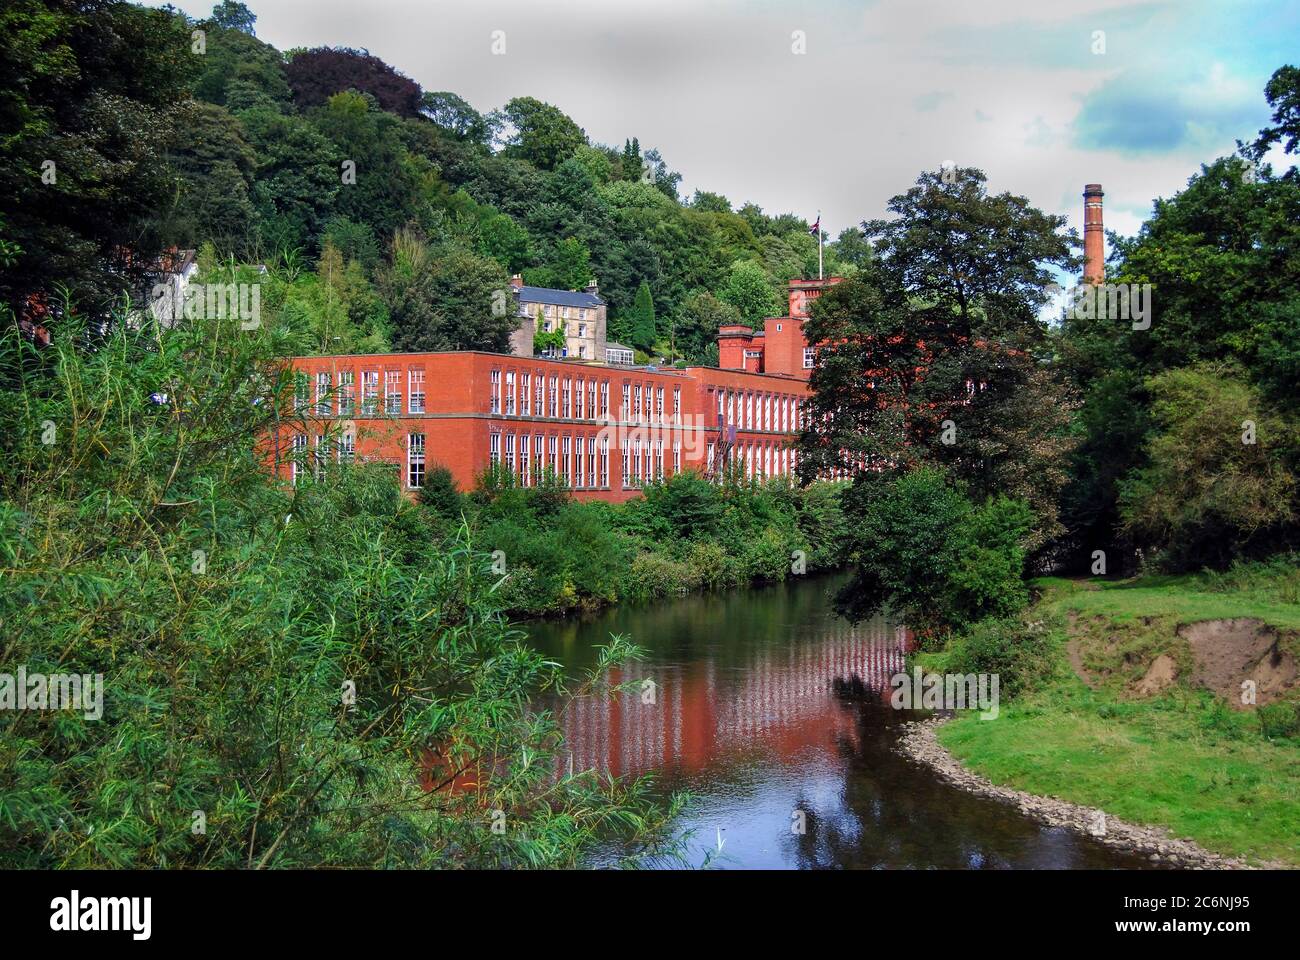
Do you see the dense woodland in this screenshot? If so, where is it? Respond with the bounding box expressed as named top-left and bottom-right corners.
top-left (1, 1), bottom-right (1298, 868)
top-left (1, 0), bottom-right (860, 363)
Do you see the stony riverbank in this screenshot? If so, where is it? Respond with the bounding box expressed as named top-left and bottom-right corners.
top-left (896, 716), bottom-right (1268, 870)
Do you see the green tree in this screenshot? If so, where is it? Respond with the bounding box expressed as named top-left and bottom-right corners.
top-left (159, 101), bottom-right (259, 255)
top-left (626, 281), bottom-right (657, 350)
top-left (801, 168), bottom-right (1078, 550)
top-left (678, 290), bottom-right (740, 362)
top-left (1119, 364), bottom-right (1298, 569)
top-left (0, 0), bottom-right (199, 316)
top-left (382, 230), bottom-right (513, 352)
top-left (718, 259), bottom-right (781, 326)
top-left (495, 97), bottom-right (586, 171)
top-left (420, 91), bottom-right (493, 143)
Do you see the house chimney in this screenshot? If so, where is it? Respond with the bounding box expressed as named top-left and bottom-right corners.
top-left (509, 274), bottom-right (523, 290)
top-left (585, 276), bottom-right (598, 295)
top-left (1083, 184), bottom-right (1104, 284)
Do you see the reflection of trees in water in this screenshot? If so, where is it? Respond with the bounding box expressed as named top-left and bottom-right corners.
top-left (785, 687), bottom-right (1162, 869)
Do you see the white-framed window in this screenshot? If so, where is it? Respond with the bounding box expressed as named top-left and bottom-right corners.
top-left (575, 379), bottom-right (585, 419)
top-left (575, 436), bottom-right (585, 487)
top-left (673, 387), bottom-right (681, 424)
top-left (561, 436), bottom-right (571, 484)
top-left (548, 376), bottom-right (558, 417)
top-left (338, 432), bottom-right (355, 463)
top-left (599, 380), bottom-right (609, 418)
top-left (490, 369), bottom-right (501, 414)
top-left (534, 433), bottom-right (543, 481)
top-left (634, 385), bottom-right (642, 421)
top-left (313, 434), bottom-right (326, 478)
top-left (622, 442), bottom-right (630, 488)
top-left (294, 373), bottom-right (310, 413)
top-left (408, 369), bottom-right (425, 414)
top-left (505, 371), bottom-right (516, 415)
top-left (803, 347), bottom-right (816, 369)
top-left (587, 380), bottom-right (597, 419)
top-left (673, 441), bottom-right (681, 475)
top-left (384, 370), bottom-right (401, 415)
top-left (521, 434), bottom-right (531, 486)
top-left (562, 378), bottom-right (572, 418)
top-left (361, 371), bottom-right (378, 415)
top-left (547, 435), bottom-right (557, 474)
top-left (489, 432), bottom-right (500, 465)
top-left (587, 437), bottom-right (596, 486)
top-left (707, 442), bottom-right (716, 477)
top-left (621, 383), bottom-right (631, 420)
top-left (535, 373), bottom-right (544, 414)
top-left (291, 433), bottom-right (307, 485)
top-left (655, 386), bottom-right (664, 423)
top-left (655, 439), bottom-right (664, 480)
top-left (408, 433), bottom-right (426, 488)
top-left (521, 373), bottom-right (531, 416)
top-left (315, 372), bottom-right (332, 415)
top-left (339, 372), bottom-right (355, 415)
top-left (599, 437), bottom-right (609, 486)
top-left (504, 432), bottom-right (515, 475)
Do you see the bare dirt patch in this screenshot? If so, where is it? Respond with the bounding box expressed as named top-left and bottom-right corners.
top-left (1136, 653), bottom-right (1178, 696)
top-left (1178, 618), bottom-right (1298, 707)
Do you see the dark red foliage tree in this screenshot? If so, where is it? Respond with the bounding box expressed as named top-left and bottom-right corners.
top-left (285, 47), bottom-right (422, 117)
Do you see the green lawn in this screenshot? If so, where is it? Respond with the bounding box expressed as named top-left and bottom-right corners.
top-left (936, 565), bottom-right (1300, 867)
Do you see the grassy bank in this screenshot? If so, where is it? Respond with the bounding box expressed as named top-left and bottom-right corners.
top-left (931, 560), bottom-right (1300, 867)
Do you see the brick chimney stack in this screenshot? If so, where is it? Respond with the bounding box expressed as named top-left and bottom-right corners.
top-left (509, 274), bottom-right (523, 290)
top-left (1083, 184), bottom-right (1104, 284)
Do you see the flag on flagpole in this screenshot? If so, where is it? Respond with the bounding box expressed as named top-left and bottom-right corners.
top-left (810, 212), bottom-right (823, 279)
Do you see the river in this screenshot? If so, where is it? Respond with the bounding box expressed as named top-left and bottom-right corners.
top-left (525, 572), bottom-right (1156, 869)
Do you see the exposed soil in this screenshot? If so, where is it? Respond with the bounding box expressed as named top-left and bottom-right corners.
top-left (896, 717), bottom-right (1270, 869)
top-left (1135, 653), bottom-right (1178, 696)
top-left (1178, 618), bottom-right (1298, 707)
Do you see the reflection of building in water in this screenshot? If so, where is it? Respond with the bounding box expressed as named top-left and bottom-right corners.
top-left (556, 622), bottom-right (910, 779)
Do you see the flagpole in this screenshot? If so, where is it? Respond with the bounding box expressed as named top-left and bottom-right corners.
top-left (817, 210), bottom-right (823, 280)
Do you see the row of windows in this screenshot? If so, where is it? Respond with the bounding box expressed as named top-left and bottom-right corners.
top-left (289, 432), bottom-right (355, 485)
top-left (302, 369), bottom-right (427, 417)
top-left (705, 441), bottom-right (799, 480)
top-left (714, 388), bottom-right (806, 433)
top-left (490, 371), bottom-right (687, 425)
top-left (617, 382), bottom-right (682, 424)
top-left (297, 367), bottom-right (808, 437)
top-left (618, 438), bottom-right (685, 489)
top-left (489, 432), bottom-right (612, 489)
top-left (528, 303), bottom-right (592, 322)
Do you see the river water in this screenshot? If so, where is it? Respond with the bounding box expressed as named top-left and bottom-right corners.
top-left (525, 572), bottom-right (1155, 869)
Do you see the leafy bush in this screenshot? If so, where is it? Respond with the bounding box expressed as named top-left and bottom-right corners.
top-left (1120, 364), bottom-right (1298, 570)
top-left (0, 312), bottom-right (677, 868)
top-left (835, 466), bottom-right (1033, 633)
top-left (945, 618), bottom-right (1057, 699)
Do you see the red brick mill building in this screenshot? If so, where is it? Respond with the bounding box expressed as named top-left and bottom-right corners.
top-left (271, 278), bottom-right (846, 501)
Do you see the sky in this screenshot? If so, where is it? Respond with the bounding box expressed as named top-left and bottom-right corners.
top-left (156, 0), bottom-right (1298, 249)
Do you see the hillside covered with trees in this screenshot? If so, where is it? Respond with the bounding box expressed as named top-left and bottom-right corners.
top-left (0, 0), bottom-right (858, 363)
